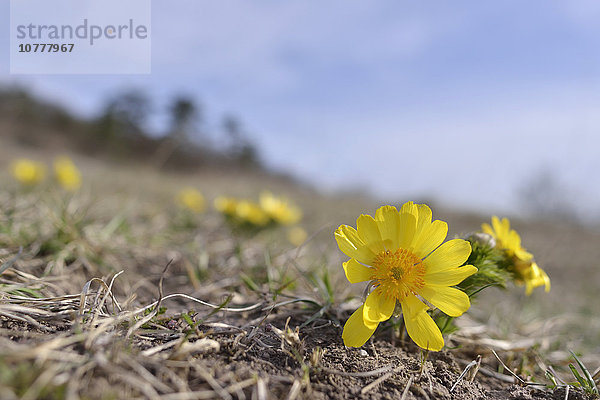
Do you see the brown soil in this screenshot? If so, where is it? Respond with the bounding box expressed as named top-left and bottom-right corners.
top-left (3, 305), bottom-right (594, 400)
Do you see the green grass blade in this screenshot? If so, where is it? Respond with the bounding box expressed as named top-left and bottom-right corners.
top-left (569, 350), bottom-right (599, 394)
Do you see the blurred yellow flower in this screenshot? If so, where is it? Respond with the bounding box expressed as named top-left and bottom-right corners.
top-left (53, 156), bottom-right (81, 191)
top-left (11, 159), bottom-right (46, 185)
top-left (482, 216), bottom-right (531, 261)
top-left (259, 191), bottom-right (302, 225)
top-left (336, 202), bottom-right (477, 350)
top-left (287, 226), bottom-right (308, 246)
top-left (177, 187), bottom-right (205, 213)
top-left (515, 260), bottom-right (551, 295)
top-left (482, 216), bottom-right (550, 295)
top-left (236, 200), bottom-right (269, 226)
top-left (213, 196), bottom-right (238, 216)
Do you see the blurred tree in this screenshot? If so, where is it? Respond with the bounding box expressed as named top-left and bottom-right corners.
top-left (95, 89), bottom-right (151, 140)
top-left (0, 85), bottom-right (265, 172)
top-left (154, 95), bottom-right (202, 168)
top-left (0, 87), bottom-right (36, 144)
top-left (92, 89), bottom-right (152, 155)
top-left (222, 115), bottom-right (260, 167)
top-left (168, 96), bottom-right (200, 142)
top-left (518, 168), bottom-right (579, 222)
top-left (0, 86), bottom-right (76, 146)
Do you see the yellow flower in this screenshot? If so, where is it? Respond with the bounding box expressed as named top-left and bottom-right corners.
top-left (335, 202), bottom-right (477, 350)
top-left (177, 187), bottom-right (205, 213)
top-left (11, 159), bottom-right (46, 185)
top-left (236, 200), bottom-right (269, 226)
top-left (515, 260), bottom-right (551, 295)
top-left (259, 191), bottom-right (302, 225)
top-left (482, 216), bottom-right (531, 261)
top-left (214, 196), bottom-right (238, 216)
top-left (53, 156), bottom-right (81, 191)
top-left (287, 226), bottom-right (308, 246)
top-left (482, 216), bottom-right (550, 295)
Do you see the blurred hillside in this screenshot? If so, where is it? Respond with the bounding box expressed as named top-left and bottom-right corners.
top-left (0, 85), bottom-right (266, 173)
top-left (2, 84), bottom-right (595, 228)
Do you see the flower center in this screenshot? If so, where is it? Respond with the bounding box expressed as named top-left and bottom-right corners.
top-left (371, 248), bottom-right (426, 301)
top-left (391, 266), bottom-right (403, 280)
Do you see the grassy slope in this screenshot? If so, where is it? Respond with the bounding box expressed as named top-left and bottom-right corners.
top-left (0, 136), bottom-right (598, 399)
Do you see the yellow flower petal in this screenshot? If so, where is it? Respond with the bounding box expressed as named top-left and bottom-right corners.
top-left (363, 289), bottom-right (396, 323)
top-left (214, 196), bottom-right (238, 215)
top-left (343, 259), bottom-right (373, 284)
top-left (236, 201), bottom-right (269, 225)
top-left (397, 211), bottom-right (417, 249)
top-left (424, 265), bottom-right (477, 286)
top-left (491, 216), bottom-right (505, 238)
top-left (424, 239), bottom-right (472, 274)
top-left (481, 222), bottom-right (493, 236)
top-left (484, 216), bottom-right (537, 268)
top-left (541, 269), bottom-right (551, 292)
top-left (335, 225), bottom-right (375, 264)
top-left (342, 305), bottom-right (378, 347)
top-left (177, 187), bottom-right (205, 213)
top-left (412, 220), bottom-right (448, 258)
top-left (400, 201), bottom-right (418, 217)
top-left (418, 285), bottom-right (470, 317)
top-left (375, 205), bottom-right (399, 249)
top-left (11, 159), bottom-right (46, 185)
top-left (500, 217), bottom-right (510, 236)
top-left (54, 156), bottom-right (81, 191)
top-left (259, 191), bottom-right (302, 225)
top-left (415, 203), bottom-right (432, 233)
top-left (357, 214), bottom-right (385, 254)
top-left (514, 246), bottom-right (533, 262)
top-left (401, 294), bottom-right (444, 351)
top-left (505, 231), bottom-right (531, 260)
top-left (523, 262), bottom-right (551, 295)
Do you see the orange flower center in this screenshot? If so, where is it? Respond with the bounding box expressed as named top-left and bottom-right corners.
top-left (371, 249), bottom-right (426, 301)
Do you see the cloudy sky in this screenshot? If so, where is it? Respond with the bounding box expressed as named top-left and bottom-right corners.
top-left (2, 1), bottom-right (600, 217)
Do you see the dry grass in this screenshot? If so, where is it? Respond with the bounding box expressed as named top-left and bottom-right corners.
top-left (0, 147), bottom-right (599, 399)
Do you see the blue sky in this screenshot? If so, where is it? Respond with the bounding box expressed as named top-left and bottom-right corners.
top-left (2, 1), bottom-right (600, 217)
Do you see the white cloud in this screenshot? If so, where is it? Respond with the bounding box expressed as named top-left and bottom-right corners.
top-left (148, 1), bottom-right (461, 100)
top-left (263, 80), bottom-right (600, 214)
